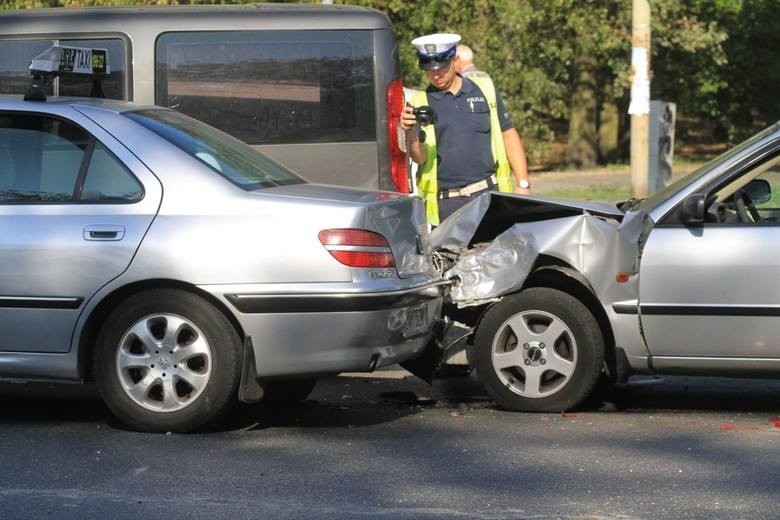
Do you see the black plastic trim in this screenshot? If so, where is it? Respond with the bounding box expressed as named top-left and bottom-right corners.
top-left (0, 296), bottom-right (83, 309)
top-left (640, 305), bottom-right (780, 317)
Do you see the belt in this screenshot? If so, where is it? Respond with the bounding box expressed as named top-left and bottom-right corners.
top-left (439, 174), bottom-right (497, 199)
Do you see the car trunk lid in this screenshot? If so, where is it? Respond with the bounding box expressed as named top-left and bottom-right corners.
top-left (261, 183), bottom-right (436, 278)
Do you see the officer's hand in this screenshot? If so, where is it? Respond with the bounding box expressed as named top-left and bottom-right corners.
top-left (400, 106), bottom-right (417, 133)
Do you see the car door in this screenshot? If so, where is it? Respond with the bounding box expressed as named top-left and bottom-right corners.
top-left (638, 151), bottom-right (780, 359)
top-left (0, 110), bottom-right (160, 353)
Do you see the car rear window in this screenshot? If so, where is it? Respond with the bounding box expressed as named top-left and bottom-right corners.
top-left (155, 30), bottom-right (376, 145)
top-left (125, 108), bottom-right (305, 190)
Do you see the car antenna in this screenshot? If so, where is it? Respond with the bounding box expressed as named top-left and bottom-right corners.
top-left (24, 44), bottom-right (110, 102)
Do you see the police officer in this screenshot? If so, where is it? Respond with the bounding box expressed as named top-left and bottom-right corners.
top-left (401, 33), bottom-right (531, 226)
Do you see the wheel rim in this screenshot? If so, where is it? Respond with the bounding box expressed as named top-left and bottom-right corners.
top-left (490, 309), bottom-right (577, 399)
top-left (115, 313), bottom-right (212, 413)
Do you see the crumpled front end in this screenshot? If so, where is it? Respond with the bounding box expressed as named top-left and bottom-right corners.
top-left (431, 192), bottom-right (645, 308)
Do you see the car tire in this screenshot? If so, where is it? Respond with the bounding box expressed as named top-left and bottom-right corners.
top-left (469, 287), bottom-right (604, 412)
top-left (261, 378), bottom-right (318, 407)
top-left (94, 289), bottom-right (242, 433)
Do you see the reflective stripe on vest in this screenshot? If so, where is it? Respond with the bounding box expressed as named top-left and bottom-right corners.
top-left (410, 76), bottom-right (511, 225)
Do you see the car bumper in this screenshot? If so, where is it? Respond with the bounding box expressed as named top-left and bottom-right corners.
top-left (217, 282), bottom-right (445, 377)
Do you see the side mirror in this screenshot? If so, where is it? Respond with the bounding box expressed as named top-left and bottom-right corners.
top-left (679, 193), bottom-right (707, 225)
top-left (744, 178), bottom-right (771, 205)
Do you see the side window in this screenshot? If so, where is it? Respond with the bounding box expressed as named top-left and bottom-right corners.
top-left (739, 156), bottom-right (780, 222)
top-left (0, 113), bottom-right (142, 204)
top-left (699, 153), bottom-right (780, 225)
top-left (0, 38), bottom-right (126, 100)
top-left (0, 113), bottom-right (88, 202)
top-left (80, 142), bottom-right (143, 202)
top-left (155, 30), bottom-right (376, 145)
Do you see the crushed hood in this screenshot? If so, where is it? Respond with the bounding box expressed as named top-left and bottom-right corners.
top-left (432, 193), bottom-right (644, 306)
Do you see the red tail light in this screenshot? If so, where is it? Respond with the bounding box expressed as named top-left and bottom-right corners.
top-left (386, 76), bottom-right (411, 193)
top-left (319, 229), bottom-right (395, 268)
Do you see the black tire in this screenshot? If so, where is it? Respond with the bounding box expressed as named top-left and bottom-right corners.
top-left (94, 289), bottom-right (242, 433)
top-left (469, 287), bottom-right (604, 412)
top-left (261, 378), bottom-right (318, 407)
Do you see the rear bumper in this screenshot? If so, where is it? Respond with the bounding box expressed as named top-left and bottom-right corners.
top-left (222, 282), bottom-right (445, 377)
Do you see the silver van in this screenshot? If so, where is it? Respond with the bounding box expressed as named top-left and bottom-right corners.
top-left (0, 4), bottom-right (411, 192)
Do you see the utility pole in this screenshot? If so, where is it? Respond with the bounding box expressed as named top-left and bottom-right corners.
top-left (629, 0), bottom-right (651, 198)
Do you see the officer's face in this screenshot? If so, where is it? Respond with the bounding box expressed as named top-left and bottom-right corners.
top-left (425, 60), bottom-right (457, 91)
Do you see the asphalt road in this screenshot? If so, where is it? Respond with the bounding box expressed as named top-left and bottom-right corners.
top-left (1, 371), bottom-right (779, 519)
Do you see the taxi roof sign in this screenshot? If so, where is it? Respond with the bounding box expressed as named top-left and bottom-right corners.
top-left (30, 45), bottom-right (109, 77)
top-left (25, 45), bottom-right (110, 101)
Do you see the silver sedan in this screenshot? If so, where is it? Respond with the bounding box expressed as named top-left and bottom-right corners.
top-left (432, 121), bottom-right (780, 412)
top-left (0, 96), bottom-right (443, 432)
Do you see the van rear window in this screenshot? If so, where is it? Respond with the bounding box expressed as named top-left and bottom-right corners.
top-left (155, 30), bottom-right (376, 146)
top-left (0, 39), bottom-right (126, 100)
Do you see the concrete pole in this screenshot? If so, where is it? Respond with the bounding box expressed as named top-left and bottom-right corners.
top-left (630, 0), bottom-right (651, 198)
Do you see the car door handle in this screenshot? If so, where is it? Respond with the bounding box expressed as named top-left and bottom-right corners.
top-left (83, 224), bottom-right (125, 241)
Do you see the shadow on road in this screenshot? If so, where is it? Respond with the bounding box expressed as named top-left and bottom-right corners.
top-left (1, 373), bottom-right (779, 431)
top-left (593, 375), bottom-right (780, 413)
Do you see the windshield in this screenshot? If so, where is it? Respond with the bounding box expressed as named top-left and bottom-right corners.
top-left (125, 109), bottom-right (305, 190)
top-left (636, 123), bottom-right (780, 212)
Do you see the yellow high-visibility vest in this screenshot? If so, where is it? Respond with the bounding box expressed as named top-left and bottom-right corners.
top-left (410, 76), bottom-right (512, 225)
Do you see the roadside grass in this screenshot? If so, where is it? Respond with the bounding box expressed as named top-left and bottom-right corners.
top-left (534, 159), bottom-right (707, 201)
top-left (541, 185), bottom-right (631, 201)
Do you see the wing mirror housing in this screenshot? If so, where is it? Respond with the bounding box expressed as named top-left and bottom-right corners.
top-left (679, 193), bottom-right (707, 225)
top-left (744, 178), bottom-right (771, 205)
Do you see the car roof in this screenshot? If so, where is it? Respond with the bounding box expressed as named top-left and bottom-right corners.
top-left (0, 94), bottom-right (155, 114)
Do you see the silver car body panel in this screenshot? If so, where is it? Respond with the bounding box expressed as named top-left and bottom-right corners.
top-left (639, 226), bottom-right (780, 358)
top-left (0, 98), bottom-right (442, 382)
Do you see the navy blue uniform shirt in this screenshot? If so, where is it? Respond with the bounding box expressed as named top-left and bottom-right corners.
top-left (425, 77), bottom-right (514, 189)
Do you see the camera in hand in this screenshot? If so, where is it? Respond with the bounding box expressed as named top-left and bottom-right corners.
top-left (413, 106), bottom-right (437, 125)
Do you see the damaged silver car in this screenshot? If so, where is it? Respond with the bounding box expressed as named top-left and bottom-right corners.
top-left (424, 121), bottom-right (780, 412)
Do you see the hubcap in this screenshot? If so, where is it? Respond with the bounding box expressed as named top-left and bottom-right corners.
top-left (491, 310), bottom-right (576, 398)
top-left (116, 313), bottom-right (212, 412)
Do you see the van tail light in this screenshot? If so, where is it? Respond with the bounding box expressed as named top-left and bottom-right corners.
top-left (318, 229), bottom-right (395, 268)
top-left (386, 76), bottom-right (411, 193)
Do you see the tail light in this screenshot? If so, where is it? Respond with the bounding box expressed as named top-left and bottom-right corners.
top-left (319, 229), bottom-right (395, 268)
top-left (386, 76), bottom-right (411, 193)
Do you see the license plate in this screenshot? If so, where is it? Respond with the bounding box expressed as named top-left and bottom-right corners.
top-left (403, 304), bottom-right (428, 337)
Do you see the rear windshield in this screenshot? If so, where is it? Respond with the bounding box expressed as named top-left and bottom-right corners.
top-left (155, 30), bottom-right (376, 145)
top-left (125, 109), bottom-right (305, 190)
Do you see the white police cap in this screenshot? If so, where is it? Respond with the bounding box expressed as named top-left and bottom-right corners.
top-left (411, 33), bottom-right (461, 70)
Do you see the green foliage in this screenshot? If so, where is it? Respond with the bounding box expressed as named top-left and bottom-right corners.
top-left (350, 0), bottom-right (777, 164)
top-left (0, 0), bottom-right (253, 7)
